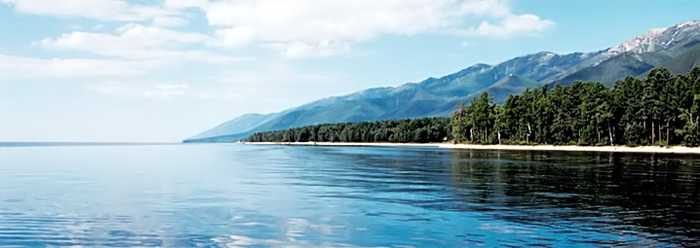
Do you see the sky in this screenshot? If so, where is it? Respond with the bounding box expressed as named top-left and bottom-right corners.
top-left (0, 0), bottom-right (698, 142)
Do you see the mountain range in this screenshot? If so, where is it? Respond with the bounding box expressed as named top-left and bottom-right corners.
top-left (185, 20), bottom-right (700, 143)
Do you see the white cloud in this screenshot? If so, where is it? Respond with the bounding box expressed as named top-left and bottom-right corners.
top-left (40, 24), bottom-right (238, 63)
top-left (0, 53), bottom-right (146, 78)
top-left (93, 81), bottom-right (190, 99)
top-left (462, 14), bottom-right (555, 39)
top-left (264, 41), bottom-right (352, 58)
top-left (202, 0), bottom-right (457, 56)
top-left (458, 0), bottom-right (511, 17)
top-left (1, 0), bottom-right (170, 21)
top-left (213, 27), bottom-right (256, 48)
top-left (200, 0), bottom-right (554, 57)
top-left (4, 0), bottom-right (554, 58)
top-left (152, 16), bottom-right (189, 27)
top-left (163, 0), bottom-right (209, 9)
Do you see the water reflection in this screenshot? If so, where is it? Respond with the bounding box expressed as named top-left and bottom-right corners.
top-left (448, 152), bottom-right (699, 244)
top-left (284, 147), bottom-right (700, 246)
top-left (0, 145), bottom-right (697, 247)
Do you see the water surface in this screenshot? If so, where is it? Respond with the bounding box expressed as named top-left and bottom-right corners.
top-left (0, 144), bottom-right (697, 247)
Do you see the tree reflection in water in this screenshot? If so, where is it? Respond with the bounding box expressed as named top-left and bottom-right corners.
top-left (448, 151), bottom-right (699, 244)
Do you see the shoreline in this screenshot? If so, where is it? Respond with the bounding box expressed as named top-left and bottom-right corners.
top-left (244, 142), bottom-right (700, 154)
top-left (245, 142), bottom-right (442, 148)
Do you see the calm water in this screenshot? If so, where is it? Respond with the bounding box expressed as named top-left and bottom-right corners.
top-left (0, 144), bottom-right (698, 247)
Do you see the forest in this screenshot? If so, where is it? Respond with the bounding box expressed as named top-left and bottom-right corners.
top-left (245, 117), bottom-right (450, 143)
top-left (247, 67), bottom-right (700, 146)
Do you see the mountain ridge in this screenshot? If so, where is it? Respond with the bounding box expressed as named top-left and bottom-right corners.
top-left (185, 20), bottom-right (700, 143)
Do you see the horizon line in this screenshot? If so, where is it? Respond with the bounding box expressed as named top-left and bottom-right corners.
top-left (0, 141), bottom-right (185, 147)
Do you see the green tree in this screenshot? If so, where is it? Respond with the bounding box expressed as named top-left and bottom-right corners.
top-left (644, 68), bottom-right (671, 144)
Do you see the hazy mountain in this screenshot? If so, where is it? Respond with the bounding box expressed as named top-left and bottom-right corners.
top-left (185, 21), bottom-right (700, 143)
top-left (188, 113), bottom-right (280, 140)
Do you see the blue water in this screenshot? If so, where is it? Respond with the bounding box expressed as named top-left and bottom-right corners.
top-left (0, 144), bottom-right (698, 247)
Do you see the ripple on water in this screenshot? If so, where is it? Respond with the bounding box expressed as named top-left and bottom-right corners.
top-left (0, 145), bottom-right (698, 247)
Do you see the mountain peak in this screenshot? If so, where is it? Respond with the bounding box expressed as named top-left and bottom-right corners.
top-left (607, 28), bottom-right (668, 55)
top-left (606, 20), bottom-right (700, 56)
top-left (677, 20), bottom-right (700, 28)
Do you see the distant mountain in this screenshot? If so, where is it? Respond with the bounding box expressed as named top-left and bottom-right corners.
top-left (187, 113), bottom-right (275, 141)
top-left (185, 20), bottom-right (700, 143)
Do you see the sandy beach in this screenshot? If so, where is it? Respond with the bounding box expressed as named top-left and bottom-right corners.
top-left (439, 144), bottom-right (700, 154)
top-left (244, 142), bottom-right (700, 154)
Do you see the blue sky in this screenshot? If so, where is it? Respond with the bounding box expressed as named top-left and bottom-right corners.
top-left (0, 0), bottom-right (698, 142)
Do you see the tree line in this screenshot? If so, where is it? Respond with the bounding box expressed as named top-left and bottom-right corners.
top-left (452, 67), bottom-right (700, 146)
top-left (245, 117), bottom-right (451, 143)
top-left (247, 67), bottom-right (700, 146)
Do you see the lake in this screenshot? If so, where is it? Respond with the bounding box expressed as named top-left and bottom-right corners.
top-left (0, 144), bottom-right (698, 247)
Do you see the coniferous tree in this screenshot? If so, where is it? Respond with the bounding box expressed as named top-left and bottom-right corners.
top-left (248, 67), bottom-right (700, 147)
top-left (644, 68), bottom-right (671, 144)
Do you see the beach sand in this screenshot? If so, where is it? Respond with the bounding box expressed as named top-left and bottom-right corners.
top-left (244, 142), bottom-right (700, 154)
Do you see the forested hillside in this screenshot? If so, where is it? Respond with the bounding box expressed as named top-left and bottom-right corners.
top-left (249, 67), bottom-right (700, 146)
top-left (246, 117), bottom-right (450, 143)
top-left (453, 67), bottom-right (700, 146)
